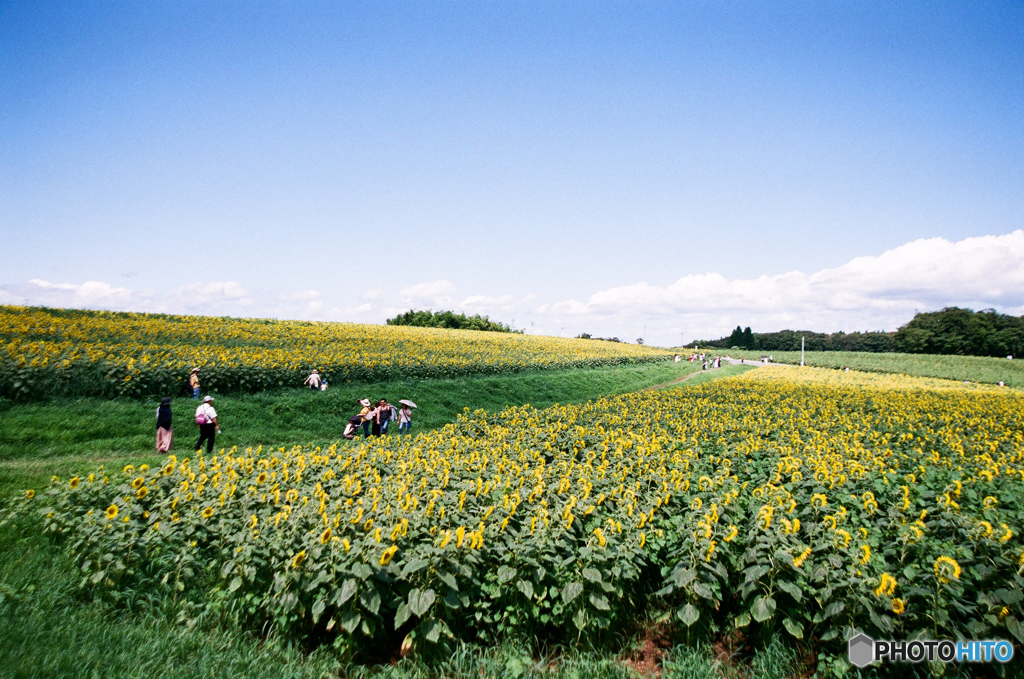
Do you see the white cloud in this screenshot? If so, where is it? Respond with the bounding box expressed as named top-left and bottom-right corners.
top-left (0, 279), bottom-right (133, 308)
top-left (540, 231), bottom-right (1024, 344)
top-left (0, 279), bottom-right (256, 316)
top-left (397, 280), bottom-right (456, 308)
top-left (3, 232), bottom-right (1022, 347)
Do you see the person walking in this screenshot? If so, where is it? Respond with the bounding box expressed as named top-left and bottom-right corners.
top-left (303, 369), bottom-right (322, 390)
top-left (371, 398), bottom-right (387, 436)
top-left (156, 397), bottom-right (173, 452)
top-left (358, 399), bottom-right (373, 438)
top-left (398, 402), bottom-right (413, 435)
top-left (194, 395), bottom-right (219, 454)
top-left (189, 368), bottom-right (201, 399)
top-left (376, 398), bottom-right (396, 435)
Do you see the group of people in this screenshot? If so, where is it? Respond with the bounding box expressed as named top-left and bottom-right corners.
top-left (156, 367), bottom-right (415, 454)
top-left (343, 398), bottom-right (414, 439)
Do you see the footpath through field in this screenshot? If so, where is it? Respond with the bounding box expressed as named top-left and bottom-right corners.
top-left (644, 357), bottom-right (761, 390)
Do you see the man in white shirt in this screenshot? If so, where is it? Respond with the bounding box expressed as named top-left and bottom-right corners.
top-left (195, 396), bottom-right (220, 454)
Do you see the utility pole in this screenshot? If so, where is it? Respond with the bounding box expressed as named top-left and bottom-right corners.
top-left (801, 336), bottom-right (805, 367)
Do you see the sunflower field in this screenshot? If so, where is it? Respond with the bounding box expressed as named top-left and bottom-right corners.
top-left (0, 306), bottom-right (669, 401)
top-left (11, 366), bottom-right (1024, 664)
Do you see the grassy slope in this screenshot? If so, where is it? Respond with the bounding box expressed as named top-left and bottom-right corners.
top-left (1, 363), bottom-right (979, 678)
top-left (721, 349), bottom-right (1024, 387)
top-left (0, 361), bottom-right (705, 501)
top-left (0, 362), bottom-right (812, 679)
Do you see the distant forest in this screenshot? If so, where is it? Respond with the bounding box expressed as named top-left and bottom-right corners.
top-left (688, 307), bottom-right (1024, 358)
top-left (385, 309), bottom-right (522, 333)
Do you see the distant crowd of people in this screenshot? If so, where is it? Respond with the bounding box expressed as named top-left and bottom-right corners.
top-left (154, 367), bottom-right (414, 455)
top-left (672, 352), bottom-right (721, 371)
top-left (343, 398), bottom-right (414, 439)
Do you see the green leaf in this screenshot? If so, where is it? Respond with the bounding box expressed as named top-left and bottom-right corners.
top-left (394, 602), bottom-right (412, 629)
top-left (561, 582), bottom-right (584, 604)
top-left (751, 596), bottom-right (776, 623)
top-left (360, 587), bottom-right (381, 616)
top-left (422, 619), bottom-right (441, 643)
top-left (582, 568), bottom-right (602, 583)
top-left (672, 568), bottom-right (696, 587)
top-left (678, 603), bottom-right (700, 627)
top-left (735, 611), bottom-right (751, 628)
top-left (408, 588), bottom-right (436, 617)
top-left (516, 579), bottom-right (534, 599)
top-left (341, 608), bottom-right (360, 634)
top-left (400, 559), bottom-right (429, 579)
top-left (438, 571), bottom-right (458, 591)
top-left (498, 566), bottom-right (517, 584)
top-left (1005, 616), bottom-right (1024, 643)
top-left (573, 607), bottom-right (586, 630)
top-left (337, 579), bottom-right (358, 605)
top-left (782, 617), bottom-right (803, 638)
top-left (228, 576), bottom-right (242, 593)
top-left (822, 601), bottom-right (845, 619)
top-left (312, 598), bottom-right (326, 624)
top-left (692, 581), bottom-right (714, 600)
top-left (589, 592), bottom-right (610, 611)
top-left (777, 580), bottom-right (803, 602)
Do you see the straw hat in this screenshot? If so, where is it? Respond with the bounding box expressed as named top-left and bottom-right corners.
top-left (359, 398), bottom-right (371, 407)
top-left (191, 367), bottom-right (200, 373)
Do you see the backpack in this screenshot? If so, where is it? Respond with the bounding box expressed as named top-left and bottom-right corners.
top-left (195, 408), bottom-right (210, 425)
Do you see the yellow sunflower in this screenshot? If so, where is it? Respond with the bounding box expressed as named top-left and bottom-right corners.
top-left (379, 545), bottom-right (398, 566)
top-left (934, 556), bottom-right (961, 583)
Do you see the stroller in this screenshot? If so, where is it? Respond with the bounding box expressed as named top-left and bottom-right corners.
top-left (343, 414), bottom-right (362, 440)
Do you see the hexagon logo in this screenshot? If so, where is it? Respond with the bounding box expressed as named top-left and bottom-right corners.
top-left (848, 633), bottom-right (875, 668)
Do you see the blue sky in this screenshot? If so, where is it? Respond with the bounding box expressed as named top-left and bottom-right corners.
top-left (2, 2), bottom-right (1023, 345)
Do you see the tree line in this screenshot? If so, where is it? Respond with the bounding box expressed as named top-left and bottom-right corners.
top-left (385, 310), bottom-right (522, 333)
top-left (687, 307), bottom-right (1023, 357)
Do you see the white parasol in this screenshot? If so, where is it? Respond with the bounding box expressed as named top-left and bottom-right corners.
top-left (399, 399), bottom-right (418, 408)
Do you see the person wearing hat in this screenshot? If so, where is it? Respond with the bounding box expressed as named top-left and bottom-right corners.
top-left (303, 369), bottom-right (322, 390)
top-left (189, 368), bottom-right (201, 399)
top-left (194, 395), bottom-right (220, 454)
top-left (358, 399), bottom-right (373, 438)
top-left (156, 397), bottom-right (173, 452)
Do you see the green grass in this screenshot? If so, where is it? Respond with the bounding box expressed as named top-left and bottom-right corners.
top-left (2, 360), bottom-right (762, 504)
top-left (658, 363), bottom-right (756, 388)
top-left (721, 349), bottom-right (1024, 387)
top-left (0, 361), bottom-right (805, 678)
top-left (0, 361), bottom-right (698, 461)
